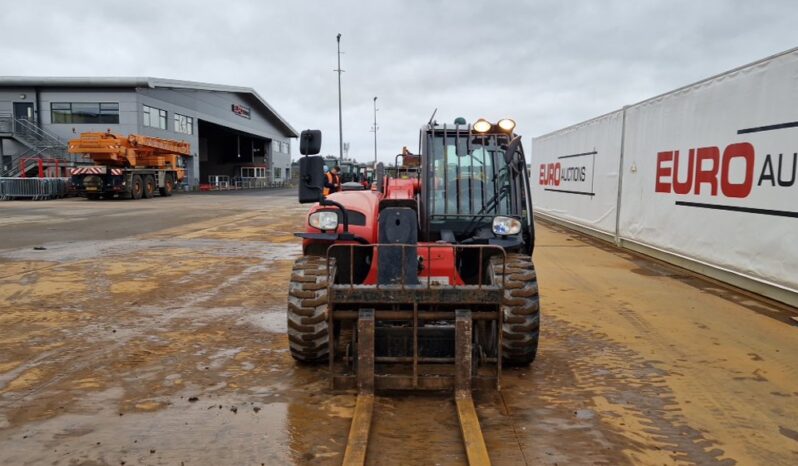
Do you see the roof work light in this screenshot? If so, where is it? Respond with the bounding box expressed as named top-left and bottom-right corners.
top-left (473, 118), bottom-right (492, 133)
top-left (497, 118), bottom-right (516, 132)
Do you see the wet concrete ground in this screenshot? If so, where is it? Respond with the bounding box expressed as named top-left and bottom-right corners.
top-left (0, 190), bottom-right (796, 465)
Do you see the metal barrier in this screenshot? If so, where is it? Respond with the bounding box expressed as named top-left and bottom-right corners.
top-left (0, 113), bottom-right (12, 134)
top-left (0, 177), bottom-right (71, 200)
top-left (199, 178), bottom-right (289, 191)
top-left (237, 178), bottom-right (287, 189)
top-left (207, 175), bottom-right (231, 190)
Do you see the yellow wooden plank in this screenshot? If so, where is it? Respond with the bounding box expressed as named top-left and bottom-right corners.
top-left (456, 395), bottom-right (492, 466)
top-left (342, 394), bottom-right (374, 466)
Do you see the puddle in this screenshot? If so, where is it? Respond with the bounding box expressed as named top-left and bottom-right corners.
top-left (0, 238), bottom-right (300, 263)
top-left (206, 347), bottom-right (244, 370)
top-left (0, 388), bottom-right (299, 465)
top-left (238, 310), bottom-right (287, 333)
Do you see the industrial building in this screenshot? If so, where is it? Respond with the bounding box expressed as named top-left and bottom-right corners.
top-left (0, 77), bottom-right (297, 186)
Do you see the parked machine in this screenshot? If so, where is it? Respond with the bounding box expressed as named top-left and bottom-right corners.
top-left (338, 160), bottom-right (358, 183)
top-left (68, 132), bottom-right (191, 200)
top-left (391, 146), bottom-right (421, 180)
top-left (356, 163), bottom-right (374, 189)
top-left (288, 117), bottom-right (539, 464)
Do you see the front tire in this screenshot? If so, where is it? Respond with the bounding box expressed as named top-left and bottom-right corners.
top-left (287, 256), bottom-right (335, 363)
top-left (490, 253), bottom-right (540, 366)
top-left (130, 175), bottom-right (143, 200)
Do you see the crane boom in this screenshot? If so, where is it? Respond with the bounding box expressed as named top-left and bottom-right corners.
top-left (68, 132), bottom-right (191, 168)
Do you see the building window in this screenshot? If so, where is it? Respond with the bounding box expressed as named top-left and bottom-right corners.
top-left (143, 105), bottom-right (167, 129)
top-left (274, 167), bottom-right (282, 179)
top-left (271, 140), bottom-right (281, 153)
top-left (51, 102), bottom-right (119, 124)
top-left (241, 167), bottom-right (267, 178)
top-left (281, 141), bottom-right (289, 154)
top-left (174, 114), bottom-right (193, 134)
top-left (285, 168), bottom-right (290, 179)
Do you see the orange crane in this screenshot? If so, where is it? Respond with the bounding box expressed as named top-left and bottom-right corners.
top-left (68, 132), bottom-right (192, 200)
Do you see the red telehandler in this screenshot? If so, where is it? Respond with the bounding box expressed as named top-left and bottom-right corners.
top-left (288, 117), bottom-right (540, 465)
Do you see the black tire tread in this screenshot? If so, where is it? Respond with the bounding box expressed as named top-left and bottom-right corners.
top-left (490, 253), bottom-right (540, 366)
top-left (287, 255), bottom-right (335, 363)
top-left (130, 175), bottom-right (143, 200)
top-left (159, 173), bottom-right (174, 197)
top-left (142, 175), bottom-right (155, 199)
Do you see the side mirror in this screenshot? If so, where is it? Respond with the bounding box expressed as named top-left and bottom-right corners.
top-left (299, 156), bottom-right (325, 203)
top-left (299, 129), bottom-right (322, 155)
top-left (504, 136), bottom-right (522, 165)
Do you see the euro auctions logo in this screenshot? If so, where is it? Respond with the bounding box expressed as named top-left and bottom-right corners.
top-left (538, 151), bottom-right (596, 196)
top-left (654, 121), bottom-right (798, 218)
top-left (655, 143), bottom-right (758, 198)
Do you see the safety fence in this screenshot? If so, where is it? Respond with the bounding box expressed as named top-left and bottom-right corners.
top-left (530, 47), bottom-right (798, 307)
top-left (0, 177), bottom-right (71, 200)
top-left (198, 178), bottom-right (289, 191)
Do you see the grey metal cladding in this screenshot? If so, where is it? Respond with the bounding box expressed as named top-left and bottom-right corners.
top-left (0, 76), bottom-right (298, 137)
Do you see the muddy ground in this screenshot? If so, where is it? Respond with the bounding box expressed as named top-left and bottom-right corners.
top-left (0, 190), bottom-right (796, 465)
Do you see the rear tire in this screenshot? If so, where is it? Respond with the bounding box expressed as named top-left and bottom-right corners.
top-left (130, 175), bottom-right (143, 200)
top-left (287, 255), bottom-right (336, 363)
top-left (490, 253), bottom-right (540, 366)
top-left (142, 175), bottom-right (155, 199)
top-left (159, 173), bottom-right (174, 197)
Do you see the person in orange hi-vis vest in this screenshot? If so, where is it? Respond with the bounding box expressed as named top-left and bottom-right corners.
top-left (323, 165), bottom-right (336, 197)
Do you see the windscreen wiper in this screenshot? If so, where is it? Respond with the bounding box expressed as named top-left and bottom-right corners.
top-left (461, 185), bottom-right (510, 236)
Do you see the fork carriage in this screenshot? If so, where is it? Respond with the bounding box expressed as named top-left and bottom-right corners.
top-left (326, 243), bottom-right (506, 391)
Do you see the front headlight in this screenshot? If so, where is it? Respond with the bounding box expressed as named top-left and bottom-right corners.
top-left (309, 210), bottom-right (339, 230)
top-left (492, 216), bottom-right (521, 236)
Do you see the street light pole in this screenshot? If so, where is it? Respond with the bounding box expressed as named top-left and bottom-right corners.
top-left (335, 33), bottom-right (344, 166)
top-left (372, 96), bottom-right (378, 165)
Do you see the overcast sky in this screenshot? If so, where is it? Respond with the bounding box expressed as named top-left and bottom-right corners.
top-left (1, 0), bottom-right (796, 163)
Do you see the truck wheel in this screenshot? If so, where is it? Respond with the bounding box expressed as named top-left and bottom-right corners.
top-left (142, 175), bottom-right (155, 199)
top-left (287, 255), bottom-right (335, 363)
top-left (490, 253), bottom-right (540, 366)
top-left (159, 174), bottom-right (174, 197)
top-left (130, 175), bottom-right (143, 200)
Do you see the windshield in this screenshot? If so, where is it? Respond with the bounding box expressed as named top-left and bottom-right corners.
top-left (428, 132), bottom-right (512, 218)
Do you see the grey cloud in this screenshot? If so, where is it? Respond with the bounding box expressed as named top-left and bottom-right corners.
top-left (1, 0), bottom-right (795, 162)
